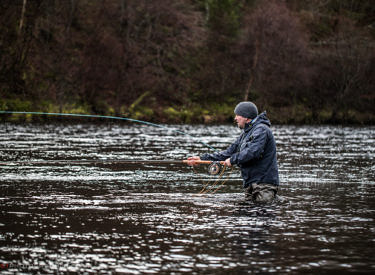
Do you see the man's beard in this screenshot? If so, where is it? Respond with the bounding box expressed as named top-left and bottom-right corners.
top-left (236, 121), bottom-right (244, 129)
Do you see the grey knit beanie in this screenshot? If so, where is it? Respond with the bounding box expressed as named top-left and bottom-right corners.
top-left (234, 101), bottom-right (258, 119)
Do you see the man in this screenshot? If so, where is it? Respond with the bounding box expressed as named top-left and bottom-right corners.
top-left (188, 101), bottom-right (279, 203)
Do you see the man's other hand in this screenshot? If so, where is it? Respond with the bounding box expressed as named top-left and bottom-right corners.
top-left (187, 156), bottom-right (201, 166)
top-left (224, 158), bottom-right (232, 167)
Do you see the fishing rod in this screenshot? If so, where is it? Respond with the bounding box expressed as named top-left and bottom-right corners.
top-left (0, 111), bottom-right (217, 151)
top-left (0, 159), bottom-right (223, 165)
top-left (0, 159), bottom-right (226, 175)
top-left (0, 158), bottom-right (232, 193)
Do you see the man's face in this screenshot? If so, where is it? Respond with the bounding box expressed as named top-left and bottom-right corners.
top-left (235, 115), bottom-right (251, 129)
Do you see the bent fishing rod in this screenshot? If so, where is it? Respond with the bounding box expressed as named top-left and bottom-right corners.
top-left (0, 111), bottom-right (232, 190)
top-left (0, 111), bottom-right (217, 151)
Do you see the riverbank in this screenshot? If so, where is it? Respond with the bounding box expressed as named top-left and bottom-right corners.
top-left (1, 99), bottom-right (374, 125)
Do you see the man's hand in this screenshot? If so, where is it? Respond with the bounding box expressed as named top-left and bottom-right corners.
top-left (187, 156), bottom-right (201, 166)
top-left (224, 158), bottom-right (232, 167)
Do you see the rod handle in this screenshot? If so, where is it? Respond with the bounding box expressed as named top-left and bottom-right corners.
top-left (183, 160), bottom-right (225, 165)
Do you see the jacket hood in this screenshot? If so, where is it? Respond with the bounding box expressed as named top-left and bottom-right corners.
top-left (244, 111), bottom-right (270, 131)
top-left (254, 111), bottom-right (271, 127)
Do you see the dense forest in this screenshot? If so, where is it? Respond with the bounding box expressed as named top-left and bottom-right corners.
top-left (1, 0), bottom-right (374, 124)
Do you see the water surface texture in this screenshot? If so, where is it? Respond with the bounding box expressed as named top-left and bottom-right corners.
top-left (0, 123), bottom-right (374, 273)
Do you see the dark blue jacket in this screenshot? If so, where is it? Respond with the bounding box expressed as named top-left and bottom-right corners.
top-left (201, 112), bottom-right (279, 188)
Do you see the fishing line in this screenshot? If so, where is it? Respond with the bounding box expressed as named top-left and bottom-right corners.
top-left (210, 166), bottom-right (233, 194)
top-left (0, 159), bottom-right (185, 166)
top-left (0, 111), bottom-right (217, 151)
top-left (199, 165), bottom-right (227, 194)
top-left (0, 111), bottom-right (232, 194)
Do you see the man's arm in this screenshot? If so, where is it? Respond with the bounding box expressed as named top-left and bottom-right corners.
top-left (230, 126), bottom-right (268, 165)
top-left (187, 134), bottom-right (242, 165)
top-left (200, 135), bottom-right (242, 161)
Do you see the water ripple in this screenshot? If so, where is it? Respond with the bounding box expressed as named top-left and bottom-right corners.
top-left (0, 123), bottom-right (374, 273)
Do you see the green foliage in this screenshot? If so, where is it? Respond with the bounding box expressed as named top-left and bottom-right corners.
top-left (300, 11), bottom-right (337, 42)
top-left (318, 109), bottom-right (333, 122)
top-left (163, 107), bottom-right (191, 123)
top-left (0, 99), bottom-right (32, 111)
top-left (130, 108), bottom-right (154, 120)
top-left (205, 0), bottom-right (243, 37)
top-left (209, 102), bottom-right (236, 120)
top-left (163, 106), bottom-right (208, 123)
top-left (62, 104), bottom-right (91, 115)
top-left (161, 102), bottom-right (237, 123)
top-left (327, 0), bottom-right (375, 25)
top-left (127, 91), bottom-right (151, 115)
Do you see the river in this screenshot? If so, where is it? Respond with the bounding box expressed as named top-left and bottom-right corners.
top-left (0, 122), bottom-right (374, 273)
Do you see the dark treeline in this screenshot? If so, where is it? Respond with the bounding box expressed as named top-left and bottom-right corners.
top-left (1, 0), bottom-right (374, 124)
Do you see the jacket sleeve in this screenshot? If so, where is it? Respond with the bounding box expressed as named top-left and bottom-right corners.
top-left (200, 135), bottom-right (242, 161)
top-left (229, 125), bottom-right (268, 165)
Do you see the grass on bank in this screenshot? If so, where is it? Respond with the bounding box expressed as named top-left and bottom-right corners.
top-left (0, 98), bottom-right (374, 125)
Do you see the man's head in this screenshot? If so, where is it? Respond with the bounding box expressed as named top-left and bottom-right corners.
top-left (234, 101), bottom-right (258, 129)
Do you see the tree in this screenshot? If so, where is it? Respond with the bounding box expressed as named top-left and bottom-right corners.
top-left (236, 1), bottom-right (312, 108)
top-left (190, 0), bottom-right (247, 102)
top-left (77, 0), bottom-right (206, 114)
top-left (0, 0), bottom-right (43, 102)
top-left (311, 17), bottom-right (375, 122)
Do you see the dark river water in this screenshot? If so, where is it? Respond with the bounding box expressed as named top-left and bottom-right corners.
top-left (0, 122), bottom-right (374, 274)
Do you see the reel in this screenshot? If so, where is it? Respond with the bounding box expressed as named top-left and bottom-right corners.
top-left (208, 162), bottom-right (224, 175)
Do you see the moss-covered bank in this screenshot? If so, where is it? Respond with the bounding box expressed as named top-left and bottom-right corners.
top-left (1, 99), bottom-right (374, 125)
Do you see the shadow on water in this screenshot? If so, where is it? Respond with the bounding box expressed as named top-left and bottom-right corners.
top-left (0, 123), bottom-right (374, 273)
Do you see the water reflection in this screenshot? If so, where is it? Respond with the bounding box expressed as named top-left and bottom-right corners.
top-left (0, 123), bottom-right (374, 273)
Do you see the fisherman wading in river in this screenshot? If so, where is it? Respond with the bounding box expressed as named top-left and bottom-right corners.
top-left (188, 102), bottom-right (279, 202)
